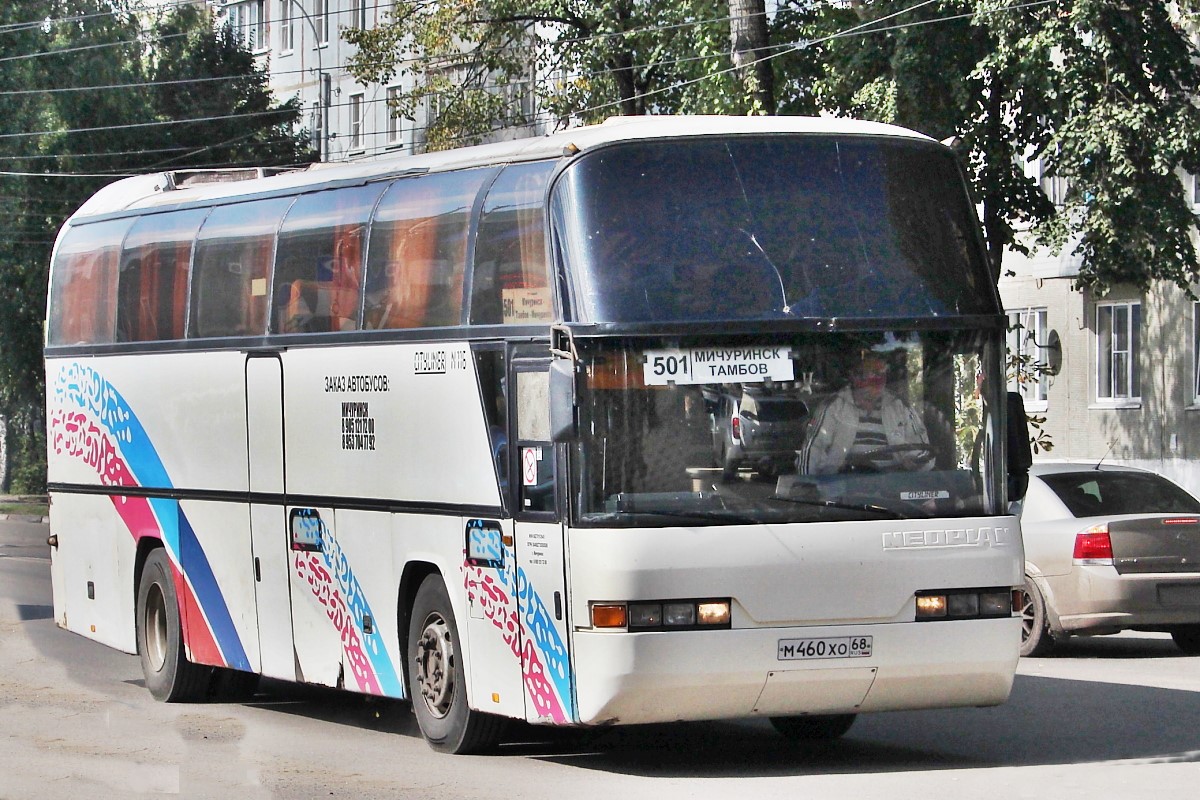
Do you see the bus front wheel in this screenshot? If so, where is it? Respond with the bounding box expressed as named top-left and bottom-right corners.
top-left (408, 575), bottom-right (506, 754)
top-left (136, 548), bottom-right (211, 702)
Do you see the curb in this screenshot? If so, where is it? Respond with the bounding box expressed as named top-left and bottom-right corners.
top-left (0, 514), bottom-right (50, 524)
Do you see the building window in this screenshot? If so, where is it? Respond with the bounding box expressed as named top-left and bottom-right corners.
top-left (1007, 307), bottom-right (1049, 406)
top-left (228, 1), bottom-right (265, 51)
top-left (350, 0), bottom-right (368, 30)
top-left (386, 86), bottom-right (402, 146)
top-left (1096, 301), bottom-right (1141, 401)
top-left (1194, 302), bottom-right (1200, 404)
top-left (501, 79), bottom-right (536, 124)
top-left (349, 93), bottom-right (364, 150)
top-left (1038, 157), bottom-right (1068, 207)
top-left (280, 1), bottom-right (294, 52)
top-left (1191, 173), bottom-right (1200, 207)
top-left (314, 0), bottom-right (329, 45)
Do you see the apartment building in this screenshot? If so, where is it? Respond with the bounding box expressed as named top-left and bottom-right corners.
top-left (215, 1), bottom-right (541, 161)
top-left (998, 184), bottom-right (1200, 495)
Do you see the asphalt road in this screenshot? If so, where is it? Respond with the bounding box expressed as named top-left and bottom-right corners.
top-left (3, 518), bottom-right (1199, 799)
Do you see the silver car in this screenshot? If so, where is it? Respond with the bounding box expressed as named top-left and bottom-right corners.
top-left (1016, 463), bottom-right (1200, 655)
top-left (708, 385), bottom-right (810, 480)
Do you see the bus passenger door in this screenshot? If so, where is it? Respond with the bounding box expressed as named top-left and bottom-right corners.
top-left (245, 353), bottom-right (297, 681)
top-left (511, 361), bottom-right (575, 724)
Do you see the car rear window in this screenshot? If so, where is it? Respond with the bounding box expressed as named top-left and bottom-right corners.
top-left (1039, 471), bottom-right (1200, 517)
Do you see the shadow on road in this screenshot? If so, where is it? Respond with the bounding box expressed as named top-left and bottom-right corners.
top-left (219, 666), bottom-right (1200, 777)
top-left (1032, 634), bottom-right (1184, 659)
top-left (16, 603), bottom-right (52, 621)
top-left (23, 614), bottom-right (1200, 777)
top-left (523, 672), bottom-right (1200, 776)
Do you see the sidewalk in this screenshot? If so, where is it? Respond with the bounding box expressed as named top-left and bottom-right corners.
top-left (0, 495), bottom-right (50, 524)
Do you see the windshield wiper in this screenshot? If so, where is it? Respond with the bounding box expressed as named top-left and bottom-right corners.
top-left (773, 497), bottom-right (928, 520)
top-left (605, 507), bottom-right (765, 526)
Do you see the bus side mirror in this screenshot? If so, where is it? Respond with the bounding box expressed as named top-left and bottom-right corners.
top-left (549, 359), bottom-right (577, 443)
top-left (1006, 391), bottom-right (1033, 502)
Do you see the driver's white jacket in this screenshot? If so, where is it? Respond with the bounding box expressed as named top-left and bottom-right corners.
top-left (798, 386), bottom-right (932, 475)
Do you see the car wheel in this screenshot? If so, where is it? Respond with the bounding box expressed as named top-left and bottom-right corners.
top-left (1019, 577), bottom-right (1054, 657)
top-left (719, 442), bottom-right (739, 481)
top-left (770, 714), bottom-right (856, 741)
top-left (136, 548), bottom-right (213, 702)
top-left (1170, 625), bottom-right (1200, 655)
top-left (408, 575), bottom-right (507, 754)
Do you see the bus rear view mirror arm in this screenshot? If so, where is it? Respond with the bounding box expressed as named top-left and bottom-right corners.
top-left (549, 359), bottom-right (578, 443)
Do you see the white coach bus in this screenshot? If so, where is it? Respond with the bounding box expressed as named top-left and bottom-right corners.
top-left (45, 116), bottom-right (1031, 754)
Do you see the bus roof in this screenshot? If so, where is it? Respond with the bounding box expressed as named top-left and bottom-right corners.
top-left (68, 115), bottom-right (934, 223)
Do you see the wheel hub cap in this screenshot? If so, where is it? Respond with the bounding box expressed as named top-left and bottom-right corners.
top-left (414, 614), bottom-right (454, 718)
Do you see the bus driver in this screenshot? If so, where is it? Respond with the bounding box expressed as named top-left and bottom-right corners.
top-left (798, 351), bottom-right (934, 475)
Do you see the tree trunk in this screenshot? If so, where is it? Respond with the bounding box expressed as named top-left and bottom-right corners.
top-left (0, 415), bottom-right (8, 493)
top-left (982, 72), bottom-right (1007, 283)
top-left (729, 0), bottom-right (775, 114)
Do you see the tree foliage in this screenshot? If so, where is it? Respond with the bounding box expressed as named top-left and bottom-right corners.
top-left (781, 0), bottom-right (1200, 295)
top-left (0, 0), bottom-right (312, 491)
top-left (349, 1), bottom-right (1200, 298)
top-left (344, 1), bottom-right (767, 150)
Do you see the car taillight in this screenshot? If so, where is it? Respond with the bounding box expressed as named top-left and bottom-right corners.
top-left (731, 416), bottom-right (742, 442)
top-left (1073, 524), bottom-right (1114, 565)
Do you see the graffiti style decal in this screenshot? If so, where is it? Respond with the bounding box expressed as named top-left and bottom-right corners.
top-left (516, 569), bottom-right (573, 721)
top-left (463, 520), bottom-right (574, 723)
top-left (465, 569), bottom-right (520, 658)
top-left (49, 363), bottom-right (250, 671)
top-left (291, 511), bottom-right (403, 697)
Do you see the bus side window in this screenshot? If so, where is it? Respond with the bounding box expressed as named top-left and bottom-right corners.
top-left (363, 169), bottom-right (492, 330)
top-left (47, 219), bottom-right (131, 346)
top-left (272, 184), bottom-right (385, 334)
top-left (115, 210), bottom-right (207, 342)
top-left (474, 348), bottom-right (508, 507)
top-left (190, 198), bottom-right (292, 339)
top-left (470, 161), bottom-right (555, 325)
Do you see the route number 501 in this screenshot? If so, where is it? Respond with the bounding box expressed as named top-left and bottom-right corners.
top-left (651, 353), bottom-right (690, 379)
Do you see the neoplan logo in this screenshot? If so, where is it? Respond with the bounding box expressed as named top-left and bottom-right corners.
top-left (882, 527), bottom-right (1011, 550)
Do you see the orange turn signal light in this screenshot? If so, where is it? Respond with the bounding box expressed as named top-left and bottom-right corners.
top-left (591, 604), bottom-right (628, 629)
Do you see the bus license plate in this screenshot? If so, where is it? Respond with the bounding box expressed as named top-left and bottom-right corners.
top-left (777, 636), bottom-right (873, 661)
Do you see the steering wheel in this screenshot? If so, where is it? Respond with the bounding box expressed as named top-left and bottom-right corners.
top-left (868, 443), bottom-right (934, 462)
top-left (841, 443), bottom-right (934, 473)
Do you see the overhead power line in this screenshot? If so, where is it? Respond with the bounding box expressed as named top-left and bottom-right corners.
top-left (0, 0), bottom-right (1059, 175)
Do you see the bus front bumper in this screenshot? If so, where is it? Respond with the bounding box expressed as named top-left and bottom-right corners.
top-left (570, 617), bottom-right (1020, 726)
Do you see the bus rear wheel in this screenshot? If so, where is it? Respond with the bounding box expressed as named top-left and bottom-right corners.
top-left (408, 575), bottom-right (506, 754)
top-left (136, 548), bottom-right (211, 702)
top-left (770, 714), bottom-right (856, 741)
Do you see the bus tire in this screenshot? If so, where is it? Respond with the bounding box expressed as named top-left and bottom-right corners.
top-left (136, 548), bottom-right (212, 702)
top-left (408, 574), bottom-right (506, 754)
top-left (770, 713), bottom-right (856, 741)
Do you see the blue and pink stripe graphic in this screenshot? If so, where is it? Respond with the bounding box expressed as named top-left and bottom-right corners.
top-left (49, 363), bottom-right (249, 671)
top-left (291, 511), bottom-right (403, 696)
top-left (465, 522), bottom-right (575, 722)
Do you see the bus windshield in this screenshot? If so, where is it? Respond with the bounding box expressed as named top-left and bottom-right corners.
top-left (570, 330), bottom-right (1003, 526)
top-left (553, 136), bottom-right (997, 322)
